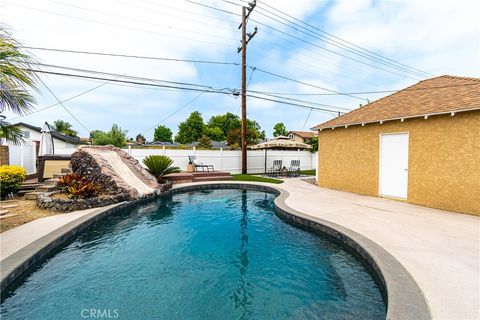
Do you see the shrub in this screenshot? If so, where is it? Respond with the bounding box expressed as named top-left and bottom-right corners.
top-left (197, 135), bottom-right (213, 149)
top-left (58, 173), bottom-right (101, 199)
top-left (142, 155), bottom-right (180, 182)
top-left (0, 165), bottom-right (26, 197)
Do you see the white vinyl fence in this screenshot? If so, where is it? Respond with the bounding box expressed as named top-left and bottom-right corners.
top-left (54, 147), bottom-right (318, 174)
top-left (6, 141), bottom-right (37, 175)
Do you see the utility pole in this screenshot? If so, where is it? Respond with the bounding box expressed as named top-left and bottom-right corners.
top-left (238, 0), bottom-right (257, 174)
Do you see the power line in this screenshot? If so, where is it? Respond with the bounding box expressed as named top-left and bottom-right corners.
top-left (254, 3), bottom-right (431, 78)
top-left (27, 69), bottom-right (352, 115)
top-left (257, 0), bottom-right (433, 77)
top-left (50, 1), bottom-right (237, 42)
top-left (38, 79), bottom-right (91, 134)
top-left (250, 91), bottom-right (352, 112)
top-left (141, 92), bottom-right (207, 135)
top-left (28, 69), bottom-right (232, 94)
top-left (185, 0), bottom-right (425, 80)
top-left (248, 17), bottom-right (423, 81)
top-left (118, 0), bottom-right (238, 32)
top-left (245, 94), bottom-right (345, 115)
top-left (30, 62), bottom-right (221, 90)
top-left (21, 46), bottom-right (240, 66)
top-left (7, 3), bottom-right (234, 48)
top-left (30, 61), bottom-right (368, 108)
top-left (248, 82), bottom-right (480, 96)
top-left (253, 67), bottom-right (368, 101)
top-left (7, 80), bottom-right (114, 121)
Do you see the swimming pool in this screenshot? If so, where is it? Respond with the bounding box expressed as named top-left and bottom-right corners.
top-left (1, 188), bottom-right (386, 319)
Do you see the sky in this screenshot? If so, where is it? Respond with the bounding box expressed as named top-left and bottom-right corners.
top-left (1, 0), bottom-right (479, 140)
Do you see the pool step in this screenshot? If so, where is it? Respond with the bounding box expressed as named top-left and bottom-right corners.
top-left (192, 176), bottom-right (234, 182)
top-left (164, 171), bottom-right (233, 184)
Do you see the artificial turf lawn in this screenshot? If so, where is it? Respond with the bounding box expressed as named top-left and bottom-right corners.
top-left (232, 174), bottom-right (284, 184)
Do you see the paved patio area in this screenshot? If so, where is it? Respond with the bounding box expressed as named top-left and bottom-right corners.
top-left (1, 179), bottom-right (478, 319)
top-left (279, 178), bottom-right (479, 320)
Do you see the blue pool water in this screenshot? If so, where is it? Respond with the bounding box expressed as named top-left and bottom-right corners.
top-left (1, 189), bottom-right (386, 319)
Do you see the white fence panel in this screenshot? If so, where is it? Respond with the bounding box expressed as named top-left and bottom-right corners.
top-left (8, 144), bottom-right (318, 175)
top-left (7, 142), bottom-right (37, 174)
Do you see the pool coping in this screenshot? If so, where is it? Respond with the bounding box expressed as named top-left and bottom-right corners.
top-left (0, 182), bottom-right (431, 320)
top-left (0, 202), bottom-right (132, 294)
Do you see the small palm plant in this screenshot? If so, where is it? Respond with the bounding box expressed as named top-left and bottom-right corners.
top-left (142, 155), bottom-right (180, 183)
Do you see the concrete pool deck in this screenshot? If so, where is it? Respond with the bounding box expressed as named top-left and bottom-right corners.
top-left (277, 179), bottom-right (480, 320)
top-left (1, 179), bottom-right (478, 319)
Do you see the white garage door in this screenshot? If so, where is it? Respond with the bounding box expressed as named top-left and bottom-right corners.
top-left (379, 133), bottom-right (409, 199)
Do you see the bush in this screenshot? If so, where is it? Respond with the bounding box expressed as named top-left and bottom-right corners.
top-left (197, 135), bottom-right (213, 149)
top-left (142, 155), bottom-right (180, 182)
top-left (0, 165), bottom-right (26, 197)
top-left (58, 173), bottom-right (101, 199)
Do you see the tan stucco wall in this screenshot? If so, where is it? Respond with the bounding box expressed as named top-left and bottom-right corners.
top-left (43, 160), bottom-right (70, 179)
top-left (317, 111), bottom-right (480, 215)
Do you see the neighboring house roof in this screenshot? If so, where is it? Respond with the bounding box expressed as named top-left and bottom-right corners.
top-left (144, 141), bottom-right (180, 147)
top-left (189, 141), bottom-right (230, 149)
top-left (312, 75), bottom-right (480, 130)
top-left (14, 122), bottom-right (86, 145)
top-left (288, 131), bottom-right (316, 139)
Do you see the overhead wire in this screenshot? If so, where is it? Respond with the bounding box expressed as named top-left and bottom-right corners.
top-left (7, 80), bottom-right (115, 121)
top-left (186, 0), bottom-right (425, 80)
top-left (141, 92), bottom-right (207, 135)
top-left (26, 69), bottom-right (351, 115)
top-left (49, 1), bottom-right (237, 42)
top-left (7, 3), bottom-right (235, 48)
top-left (257, 0), bottom-right (433, 77)
top-left (253, 4), bottom-right (431, 78)
top-left (21, 46), bottom-right (240, 66)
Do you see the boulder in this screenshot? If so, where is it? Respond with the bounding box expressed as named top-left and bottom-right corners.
top-left (70, 145), bottom-right (161, 200)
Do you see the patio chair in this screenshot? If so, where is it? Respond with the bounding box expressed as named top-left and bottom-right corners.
top-left (288, 160), bottom-right (301, 177)
top-left (267, 160), bottom-right (282, 176)
top-left (188, 155), bottom-right (214, 172)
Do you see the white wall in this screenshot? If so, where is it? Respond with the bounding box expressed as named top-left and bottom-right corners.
top-left (54, 147), bottom-right (318, 174)
top-left (16, 125), bottom-right (78, 150)
top-left (6, 141), bottom-right (37, 175)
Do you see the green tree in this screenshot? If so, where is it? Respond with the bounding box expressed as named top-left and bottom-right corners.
top-left (135, 133), bottom-right (146, 144)
top-left (273, 122), bottom-right (288, 137)
top-left (197, 135), bottom-right (213, 149)
top-left (52, 120), bottom-right (78, 138)
top-left (309, 136), bottom-right (318, 153)
top-left (204, 112), bottom-right (264, 145)
top-left (153, 125), bottom-right (173, 142)
top-left (205, 112), bottom-right (241, 141)
top-left (204, 126), bottom-right (224, 141)
top-left (175, 111), bottom-right (205, 144)
top-left (0, 29), bottom-right (38, 144)
top-left (91, 124), bottom-right (128, 147)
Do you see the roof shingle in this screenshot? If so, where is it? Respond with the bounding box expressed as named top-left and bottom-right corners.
top-left (312, 75), bottom-right (480, 130)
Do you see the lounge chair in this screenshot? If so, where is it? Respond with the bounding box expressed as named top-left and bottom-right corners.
top-left (188, 155), bottom-right (214, 172)
top-left (267, 160), bottom-right (282, 176)
top-left (288, 160), bottom-right (300, 177)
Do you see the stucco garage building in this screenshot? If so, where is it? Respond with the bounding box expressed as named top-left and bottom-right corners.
top-left (312, 75), bottom-right (480, 215)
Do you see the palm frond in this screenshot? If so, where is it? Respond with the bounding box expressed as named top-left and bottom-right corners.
top-left (0, 27), bottom-right (38, 115)
top-left (0, 122), bottom-right (24, 145)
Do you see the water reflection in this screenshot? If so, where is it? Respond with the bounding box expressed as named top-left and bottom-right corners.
top-left (230, 190), bottom-right (253, 320)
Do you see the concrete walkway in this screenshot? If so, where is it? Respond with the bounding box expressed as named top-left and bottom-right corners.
top-left (1, 208), bottom-right (99, 261)
top-left (278, 178), bottom-right (479, 320)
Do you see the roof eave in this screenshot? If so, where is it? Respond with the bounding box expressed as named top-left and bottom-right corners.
top-left (313, 106), bottom-right (480, 131)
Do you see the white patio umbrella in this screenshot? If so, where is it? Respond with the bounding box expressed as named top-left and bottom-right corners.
top-left (39, 122), bottom-right (54, 155)
top-left (249, 136), bottom-right (312, 173)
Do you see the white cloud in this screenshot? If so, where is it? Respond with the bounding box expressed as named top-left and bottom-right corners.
top-left (1, 0), bottom-right (478, 139)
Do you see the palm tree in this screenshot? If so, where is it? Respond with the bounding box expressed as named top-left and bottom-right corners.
top-left (0, 27), bottom-right (38, 144)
